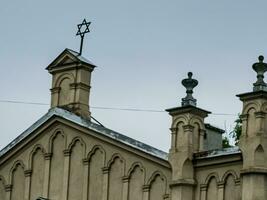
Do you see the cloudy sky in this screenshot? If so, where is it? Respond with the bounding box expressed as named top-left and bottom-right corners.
top-left (1, 0), bottom-right (267, 151)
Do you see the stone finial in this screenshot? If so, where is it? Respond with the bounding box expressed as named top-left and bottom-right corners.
top-left (253, 55), bottom-right (267, 91)
top-left (181, 72), bottom-right (198, 106)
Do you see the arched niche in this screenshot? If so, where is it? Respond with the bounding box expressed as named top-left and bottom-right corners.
top-left (87, 146), bottom-right (105, 200)
top-left (255, 144), bottom-right (265, 167)
top-left (128, 163), bottom-right (145, 200)
top-left (10, 161), bottom-right (25, 200)
top-left (147, 171), bottom-right (167, 200)
top-left (107, 154), bottom-right (125, 200)
top-left (181, 159), bottom-right (193, 179)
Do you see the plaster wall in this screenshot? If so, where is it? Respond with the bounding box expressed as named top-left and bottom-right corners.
top-left (0, 119), bottom-right (171, 200)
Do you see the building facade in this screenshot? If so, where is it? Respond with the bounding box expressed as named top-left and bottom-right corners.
top-left (0, 49), bottom-right (266, 200)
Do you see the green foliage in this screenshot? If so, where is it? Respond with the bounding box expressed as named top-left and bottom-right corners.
top-left (222, 114), bottom-right (242, 148)
top-left (231, 114), bottom-right (242, 145)
top-left (222, 136), bottom-right (231, 148)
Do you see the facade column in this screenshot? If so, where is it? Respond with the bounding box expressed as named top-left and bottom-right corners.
top-left (142, 185), bottom-right (150, 200)
top-left (43, 153), bottom-right (52, 198)
top-left (122, 176), bottom-right (129, 200)
top-left (200, 184), bottom-right (207, 200)
top-left (102, 167), bottom-right (109, 200)
top-left (170, 128), bottom-right (178, 152)
top-left (5, 185), bottom-right (12, 200)
top-left (24, 170), bottom-right (32, 200)
top-left (255, 111), bottom-right (265, 134)
top-left (61, 150), bottom-right (71, 200)
top-left (217, 182), bottom-right (224, 200)
top-left (82, 159), bottom-right (89, 200)
top-left (199, 129), bottom-right (206, 151)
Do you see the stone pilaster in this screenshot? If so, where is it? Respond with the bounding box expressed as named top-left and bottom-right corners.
top-left (62, 150), bottom-right (71, 200)
top-left (24, 170), bottom-right (32, 200)
top-left (82, 159), bottom-right (89, 200)
top-left (43, 153), bottom-right (52, 198)
top-left (102, 167), bottom-right (109, 200)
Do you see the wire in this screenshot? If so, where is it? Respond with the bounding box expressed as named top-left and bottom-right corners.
top-left (0, 99), bottom-right (238, 116)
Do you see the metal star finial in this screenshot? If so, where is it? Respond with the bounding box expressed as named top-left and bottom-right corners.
top-left (76, 19), bottom-right (91, 55)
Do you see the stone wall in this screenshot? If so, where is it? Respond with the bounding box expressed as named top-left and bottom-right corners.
top-left (0, 120), bottom-right (171, 200)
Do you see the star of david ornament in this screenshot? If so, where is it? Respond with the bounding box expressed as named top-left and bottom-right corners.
top-left (76, 19), bottom-right (91, 55)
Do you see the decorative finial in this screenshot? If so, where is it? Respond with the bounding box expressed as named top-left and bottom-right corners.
top-left (181, 72), bottom-right (198, 107)
top-left (76, 19), bottom-right (91, 55)
top-left (252, 55), bottom-right (267, 91)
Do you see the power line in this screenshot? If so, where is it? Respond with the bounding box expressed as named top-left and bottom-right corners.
top-left (0, 99), bottom-right (238, 116)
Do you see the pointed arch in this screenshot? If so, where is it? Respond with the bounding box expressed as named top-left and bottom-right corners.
top-left (9, 160), bottom-right (25, 183)
top-left (204, 172), bottom-right (220, 185)
top-left (181, 159), bottom-right (193, 179)
top-left (147, 171), bottom-right (168, 200)
top-left (255, 144), bottom-right (265, 166)
top-left (87, 145), bottom-right (106, 200)
top-left (127, 162), bottom-right (146, 180)
top-left (107, 153), bottom-right (126, 175)
top-left (147, 171), bottom-right (168, 193)
top-left (28, 144), bottom-right (46, 169)
top-left (67, 136), bottom-right (86, 158)
top-left (127, 162), bottom-right (146, 200)
top-left (222, 170), bottom-right (239, 183)
top-left (107, 153), bottom-right (125, 200)
top-left (48, 128), bottom-right (66, 153)
top-left (87, 145), bottom-right (106, 164)
top-left (29, 144), bottom-right (46, 200)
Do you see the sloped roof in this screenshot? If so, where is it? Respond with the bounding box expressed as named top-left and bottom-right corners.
top-left (194, 146), bottom-right (241, 159)
top-left (0, 108), bottom-right (168, 160)
top-left (46, 48), bottom-right (97, 70)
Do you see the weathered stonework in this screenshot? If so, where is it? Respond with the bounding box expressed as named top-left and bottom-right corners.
top-left (0, 50), bottom-right (266, 200)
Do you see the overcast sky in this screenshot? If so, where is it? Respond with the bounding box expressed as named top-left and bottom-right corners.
top-left (1, 0), bottom-right (267, 152)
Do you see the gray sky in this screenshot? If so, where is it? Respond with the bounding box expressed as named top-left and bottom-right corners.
top-left (1, 0), bottom-right (267, 152)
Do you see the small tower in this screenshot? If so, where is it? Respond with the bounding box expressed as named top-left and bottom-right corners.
top-left (46, 48), bottom-right (96, 119)
top-left (166, 72), bottom-right (210, 200)
top-left (237, 56), bottom-right (267, 200)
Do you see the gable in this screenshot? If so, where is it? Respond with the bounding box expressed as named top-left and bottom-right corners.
top-left (0, 108), bottom-right (171, 200)
top-left (46, 48), bottom-right (96, 71)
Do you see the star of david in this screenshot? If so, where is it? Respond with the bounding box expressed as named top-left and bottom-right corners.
top-left (76, 19), bottom-right (91, 37)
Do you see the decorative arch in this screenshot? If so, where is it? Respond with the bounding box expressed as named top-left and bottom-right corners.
top-left (255, 144), bottom-right (265, 166)
top-left (221, 170), bottom-right (239, 183)
top-left (9, 160), bottom-right (26, 183)
top-left (48, 128), bottom-right (66, 153)
top-left (172, 116), bottom-right (188, 128)
top-left (127, 162), bottom-right (146, 180)
top-left (260, 101), bottom-right (267, 112)
top-left (54, 72), bottom-right (75, 88)
top-left (28, 144), bottom-right (46, 169)
top-left (243, 102), bottom-right (260, 114)
top-left (147, 171), bottom-right (168, 194)
top-left (107, 153), bottom-right (126, 175)
top-left (67, 136), bottom-right (86, 158)
top-left (0, 175), bottom-right (6, 186)
top-left (189, 116), bottom-right (204, 130)
top-left (181, 159), bottom-right (193, 179)
top-left (204, 172), bottom-right (220, 185)
top-left (87, 145), bottom-right (106, 164)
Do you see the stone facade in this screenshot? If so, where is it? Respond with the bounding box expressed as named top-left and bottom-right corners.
top-left (0, 50), bottom-right (266, 200)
